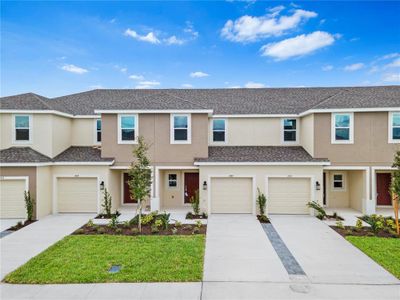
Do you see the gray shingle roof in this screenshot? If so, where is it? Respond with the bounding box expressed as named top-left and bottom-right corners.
top-left (52, 146), bottom-right (114, 162)
top-left (0, 147), bottom-right (52, 163)
top-left (1, 86), bottom-right (399, 115)
top-left (195, 146), bottom-right (329, 163)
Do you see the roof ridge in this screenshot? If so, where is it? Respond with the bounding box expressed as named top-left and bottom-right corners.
top-left (30, 93), bottom-right (54, 110)
top-left (307, 88), bottom-right (348, 111)
top-left (162, 91), bottom-right (210, 110)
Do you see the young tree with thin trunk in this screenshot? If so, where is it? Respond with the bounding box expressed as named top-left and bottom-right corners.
top-left (128, 136), bottom-right (152, 232)
top-left (390, 150), bottom-right (400, 235)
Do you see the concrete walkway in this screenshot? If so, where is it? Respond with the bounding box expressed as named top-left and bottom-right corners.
top-left (0, 214), bottom-right (93, 280)
top-left (270, 215), bottom-right (400, 285)
top-left (203, 214), bottom-right (289, 282)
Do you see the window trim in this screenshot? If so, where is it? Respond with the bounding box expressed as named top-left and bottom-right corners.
top-left (331, 112), bottom-right (354, 144)
top-left (13, 114), bottom-right (32, 144)
top-left (118, 114), bottom-right (138, 144)
top-left (331, 172), bottom-right (346, 191)
top-left (281, 118), bottom-right (299, 144)
top-left (388, 112), bottom-right (400, 144)
top-left (212, 118), bottom-right (227, 143)
top-left (94, 118), bottom-right (102, 145)
top-left (167, 173), bottom-right (178, 189)
top-left (170, 113), bottom-right (191, 144)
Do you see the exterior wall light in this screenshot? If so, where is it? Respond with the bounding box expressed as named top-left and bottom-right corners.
top-left (100, 181), bottom-right (105, 190)
top-left (315, 181), bottom-right (321, 191)
top-left (203, 181), bottom-right (208, 190)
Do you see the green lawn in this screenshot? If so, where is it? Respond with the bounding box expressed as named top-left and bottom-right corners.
top-left (346, 236), bottom-right (400, 279)
top-left (4, 235), bottom-right (205, 283)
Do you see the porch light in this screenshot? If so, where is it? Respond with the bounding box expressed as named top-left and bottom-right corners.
top-left (100, 181), bottom-right (105, 190)
top-left (203, 181), bottom-right (207, 191)
top-left (315, 181), bottom-right (321, 191)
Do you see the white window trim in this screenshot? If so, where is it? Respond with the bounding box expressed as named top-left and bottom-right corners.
top-left (331, 112), bottom-right (354, 144)
top-left (211, 118), bottom-right (227, 144)
top-left (331, 172), bottom-right (346, 192)
top-left (118, 114), bottom-right (138, 144)
top-left (94, 118), bottom-right (101, 145)
top-left (281, 118), bottom-right (299, 144)
top-left (12, 114), bottom-right (33, 144)
top-left (167, 173), bottom-right (178, 189)
top-left (170, 113), bottom-right (191, 144)
top-left (388, 112), bottom-right (400, 144)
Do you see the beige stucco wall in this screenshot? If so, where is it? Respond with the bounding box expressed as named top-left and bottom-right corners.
top-left (52, 115), bottom-right (72, 157)
top-left (314, 112), bottom-right (400, 166)
top-left (325, 170), bottom-right (350, 208)
top-left (108, 170), bottom-right (122, 211)
top-left (71, 118), bottom-right (97, 146)
top-left (101, 113), bottom-right (209, 165)
top-left (36, 166), bottom-right (53, 218)
top-left (348, 170), bottom-right (365, 212)
top-left (199, 165), bottom-right (323, 214)
top-left (300, 114), bottom-right (314, 156)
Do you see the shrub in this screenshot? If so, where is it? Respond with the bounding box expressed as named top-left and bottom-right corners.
top-left (108, 214), bottom-right (119, 229)
top-left (154, 219), bottom-right (163, 228)
top-left (101, 188), bottom-right (112, 217)
top-left (190, 190), bottom-right (200, 215)
top-left (257, 188), bottom-right (267, 216)
top-left (192, 227), bottom-right (200, 234)
top-left (141, 213), bottom-right (154, 225)
top-left (335, 221), bottom-right (345, 229)
top-left (171, 227), bottom-right (178, 235)
top-left (186, 212), bottom-right (194, 219)
top-left (195, 220), bottom-right (202, 229)
top-left (151, 224), bottom-right (159, 234)
top-left (202, 212), bottom-right (208, 219)
top-left (355, 219), bottom-right (363, 231)
top-left (130, 228), bottom-right (139, 235)
top-left (175, 220), bottom-right (182, 228)
top-left (307, 201), bottom-right (326, 219)
top-left (122, 221), bottom-right (130, 228)
top-left (87, 219), bottom-right (94, 227)
top-left (258, 215), bottom-right (269, 223)
top-left (129, 215), bottom-right (139, 225)
top-left (97, 227), bottom-right (106, 234)
top-left (115, 228), bottom-right (123, 234)
top-left (75, 229), bottom-right (85, 234)
top-left (16, 221), bottom-right (23, 228)
top-left (156, 212), bottom-right (171, 230)
top-left (24, 191), bottom-right (35, 221)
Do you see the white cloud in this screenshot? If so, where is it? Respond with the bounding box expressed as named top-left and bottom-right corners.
top-left (386, 58), bottom-right (400, 68)
top-left (181, 83), bottom-right (193, 88)
top-left (129, 74), bottom-right (145, 80)
top-left (344, 63), bottom-right (365, 72)
top-left (221, 9), bottom-right (317, 42)
top-left (380, 53), bottom-right (400, 61)
top-left (382, 73), bottom-right (400, 83)
top-left (268, 5), bottom-right (285, 17)
top-left (260, 31), bottom-right (335, 60)
top-left (190, 71), bottom-right (209, 78)
top-left (184, 22), bottom-right (199, 39)
top-left (164, 35), bottom-right (185, 45)
top-left (244, 81), bottom-right (265, 88)
top-left (322, 65), bottom-right (333, 71)
top-left (61, 64), bottom-right (88, 74)
top-left (124, 29), bottom-right (160, 44)
top-left (135, 80), bottom-right (161, 89)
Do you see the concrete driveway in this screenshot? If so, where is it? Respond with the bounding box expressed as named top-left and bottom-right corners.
top-left (0, 214), bottom-right (93, 280)
top-left (203, 214), bottom-right (289, 282)
top-left (270, 215), bottom-right (399, 285)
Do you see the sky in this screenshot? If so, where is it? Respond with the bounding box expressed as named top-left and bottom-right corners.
top-left (1, 1), bottom-right (399, 97)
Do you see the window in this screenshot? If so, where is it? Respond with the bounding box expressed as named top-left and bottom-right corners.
top-left (171, 114), bottom-right (191, 144)
top-left (332, 173), bottom-right (345, 190)
top-left (168, 174), bottom-right (177, 188)
top-left (118, 115), bottom-right (137, 144)
top-left (332, 113), bottom-right (353, 144)
top-left (14, 115), bottom-right (31, 143)
top-left (389, 112), bottom-right (400, 143)
top-left (283, 119), bottom-right (297, 142)
top-left (96, 119), bottom-right (102, 143)
top-left (212, 119), bottom-right (226, 142)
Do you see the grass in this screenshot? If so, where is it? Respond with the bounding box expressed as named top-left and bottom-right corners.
top-left (346, 236), bottom-right (400, 279)
top-left (4, 234), bottom-right (205, 283)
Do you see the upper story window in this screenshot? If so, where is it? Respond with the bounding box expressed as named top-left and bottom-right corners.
top-left (389, 112), bottom-right (400, 143)
top-left (212, 119), bottom-right (226, 142)
top-left (331, 113), bottom-right (353, 144)
top-left (13, 115), bottom-right (32, 143)
top-left (282, 119), bottom-right (297, 143)
top-left (96, 119), bottom-right (102, 143)
top-left (171, 114), bottom-right (191, 144)
top-left (118, 114), bottom-right (137, 144)
top-left (168, 174), bottom-right (177, 188)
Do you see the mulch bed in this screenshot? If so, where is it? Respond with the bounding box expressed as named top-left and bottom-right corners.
top-left (331, 226), bottom-right (399, 238)
top-left (95, 213), bottom-right (120, 219)
top-left (73, 223), bottom-right (207, 236)
top-left (186, 212), bottom-right (208, 220)
top-left (257, 215), bottom-right (270, 223)
top-left (7, 220), bottom-right (36, 231)
top-left (325, 215), bottom-right (344, 221)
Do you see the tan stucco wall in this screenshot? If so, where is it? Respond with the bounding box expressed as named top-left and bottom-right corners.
top-left (314, 112), bottom-right (400, 166)
top-left (36, 166), bottom-right (53, 218)
top-left (199, 165), bottom-right (323, 214)
top-left (348, 170), bottom-right (365, 212)
top-left (52, 115), bottom-right (72, 157)
top-left (301, 114), bottom-right (314, 156)
top-left (0, 166), bottom-right (37, 218)
top-left (71, 118), bottom-right (97, 146)
top-left (108, 170), bottom-right (122, 211)
top-left (325, 170), bottom-right (350, 208)
top-left (101, 113), bottom-right (209, 165)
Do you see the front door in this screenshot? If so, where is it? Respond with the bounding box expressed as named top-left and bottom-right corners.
top-left (184, 173), bottom-right (199, 204)
top-left (123, 173), bottom-right (137, 204)
top-left (376, 173), bottom-right (392, 206)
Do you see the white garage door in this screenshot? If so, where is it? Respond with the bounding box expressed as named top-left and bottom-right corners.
top-left (0, 179), bottom-right (27, 218)
top-left (211, 178), bottom-right (253, 213)
top-left (57, 178), bottom-right (98, 213)
top-left (268, 177), bottom-right (311, 214)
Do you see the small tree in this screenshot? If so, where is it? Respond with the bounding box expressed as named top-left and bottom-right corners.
top-left (24, 191), bottom-right (35, 221)
top-left (101, 188), bottom-right (112, 217)
top-left (190, 190), bottom-right (200, 215)
top-left (390, 150), bottom-right (400, 235)
top-left (128, 136), bottom-right (152, 232)
top-left (257, 188), bottom-right (267, 216)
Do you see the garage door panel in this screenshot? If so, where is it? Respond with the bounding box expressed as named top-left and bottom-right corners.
top-left (0, 179), bottom-right (27, 218)
top-left (57, 178), bottom-right (97, 213)
top-left (211, 178), bottom-right (252, 214)
top-left (268, 178), bottom-right (310, 215)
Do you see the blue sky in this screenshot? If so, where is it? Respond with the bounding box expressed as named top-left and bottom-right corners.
top-left (1, 1), bottom-right (399, 97)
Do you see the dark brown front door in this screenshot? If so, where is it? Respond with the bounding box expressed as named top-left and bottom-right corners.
top-left (377, 173), bottom-right (392, 206)
top-left (123, 173), bottom-right (137, 204)
top-left (184, 173), bottom-right (199, 204)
